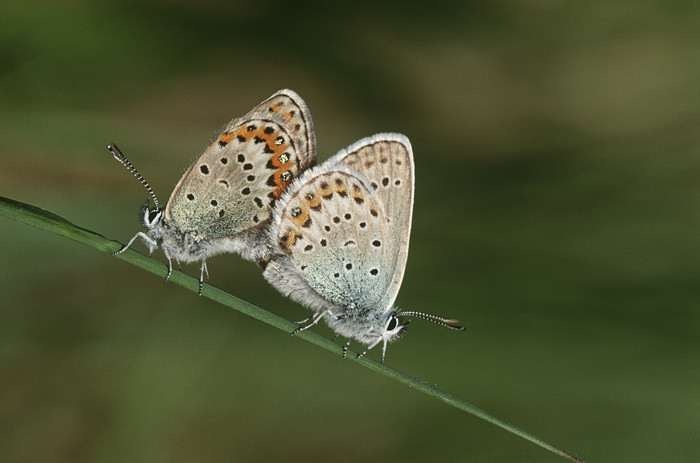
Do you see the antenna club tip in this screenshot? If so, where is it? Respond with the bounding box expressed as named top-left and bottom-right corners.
top-left (445, 318), bottom-right (466, 330)
top-left (107, 143), bottom-right (121, 157)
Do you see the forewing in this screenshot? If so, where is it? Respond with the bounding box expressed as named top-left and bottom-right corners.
top-left (329, 133), bottom-right (414, 310)
top-left (166, 90), bottom-right (316, 239)
top-left (258, 89), bottom-right (316, 170)
top-left (270, 166), bottom-right (393, 312)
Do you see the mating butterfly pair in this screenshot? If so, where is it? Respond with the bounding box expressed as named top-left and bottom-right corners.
top-left (109, 89), bottom-right (463, 362)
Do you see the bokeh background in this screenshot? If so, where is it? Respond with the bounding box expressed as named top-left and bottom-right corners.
top-left (2, 1), bottom-right (700, 462)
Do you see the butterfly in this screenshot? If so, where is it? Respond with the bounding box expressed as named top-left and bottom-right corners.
top-left (109, 89), bottom-right (316, 294)
top-left (263, 133), bottom-right (463, 362)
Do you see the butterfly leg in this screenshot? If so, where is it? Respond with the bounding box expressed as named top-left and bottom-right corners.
top-left (292, 314), bottom-right (315, 325)
top-left (161, 249), bottom-right (174, 282)
top-left (328, 334), bottom-right (352, 359)
top-left (198, 261), bottom-right (209, 296)
top-left (291, 310), bottom-right (327, 336)
top-left (113, 232), bottom-right (155, 256)
top-left (342, 339), bottom-right (352, 359)
top-left (357, 338), bottom-right (383, 362)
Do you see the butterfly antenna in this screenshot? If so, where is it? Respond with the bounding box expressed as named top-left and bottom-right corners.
top-left (107, 143), bottom-right (161, 211)
top-left (398, 311), bottom-right (465, 331)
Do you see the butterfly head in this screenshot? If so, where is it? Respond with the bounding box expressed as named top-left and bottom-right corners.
top-left (139, 197), bottom-right (164, 230)
top-left (382, 310), bottom-right (410, 342)
top-left (364, 309), bottom-right (465, 363)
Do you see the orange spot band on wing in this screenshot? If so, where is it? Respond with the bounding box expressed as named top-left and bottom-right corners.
top-left (303, 192), bottom-right (322, 210)
top-left (289, 207), bottom-right (311, 228)
top-left (269, 104), bottom-right (294, 122)
top-left (279, 228), bottom-right (303, 255)
top-left (219, 132), bottom-right (235, 144)
top-left (271, 161), bottom-right (296, 198)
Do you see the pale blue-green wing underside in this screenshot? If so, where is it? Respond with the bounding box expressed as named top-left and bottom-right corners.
top-left (268, 163), bottom-right (395, 313)
top-left (328, 133), bottom-right (414, 311)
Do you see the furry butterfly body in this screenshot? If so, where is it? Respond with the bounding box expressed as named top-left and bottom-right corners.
top-left (110, 89), bottom-right (316, 293)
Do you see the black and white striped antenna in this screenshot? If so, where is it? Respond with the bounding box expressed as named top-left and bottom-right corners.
top-left (398, 311), bottom-right (465, 331)
top-left (107, 143), bottom-right (161, 211)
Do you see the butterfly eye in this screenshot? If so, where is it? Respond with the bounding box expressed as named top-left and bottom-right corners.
top-left (384, 314), bottom-right (408, 341)
top-left (148, 210), bottom-right (160, 223)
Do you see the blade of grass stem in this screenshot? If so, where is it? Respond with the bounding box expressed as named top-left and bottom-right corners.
top-left (0, 195), bottom-right (584, 463)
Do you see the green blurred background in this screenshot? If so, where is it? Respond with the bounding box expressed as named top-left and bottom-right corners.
top-left (2, 1), bottom-right (699, 462)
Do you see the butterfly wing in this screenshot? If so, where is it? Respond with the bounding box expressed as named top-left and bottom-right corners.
top-left (165, 89), bottom-right (316, 241)
top-left (327, 133), bottom-right (414, 311)
top-left (265, 162), bottom-right (395, 317)
top-left (263, 89), bottom-right (316, 166)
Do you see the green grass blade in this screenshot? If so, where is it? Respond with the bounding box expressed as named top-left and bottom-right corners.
top-left (0, 195), bottom-right (584, 463)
